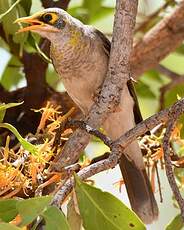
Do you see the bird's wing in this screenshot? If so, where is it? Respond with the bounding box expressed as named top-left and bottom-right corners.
top-left (127, 80), bottom-right (143, 124)
top-left (94, 29), bottom-right (111, 57)
top-left (94, 29), bottom-right (143, 124)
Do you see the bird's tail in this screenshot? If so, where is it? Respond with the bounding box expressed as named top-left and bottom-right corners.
top-left (119, 148), bottom-right (158, 224)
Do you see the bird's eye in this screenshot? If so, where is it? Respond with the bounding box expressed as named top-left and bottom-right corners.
top-left (41, 13), bottom-right (59, 24)
top-left (43, 13), bottom-right (53, 23)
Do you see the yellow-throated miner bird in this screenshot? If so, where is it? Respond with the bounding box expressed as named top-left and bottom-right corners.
top-left (15, 8), bottom-right (158, 223)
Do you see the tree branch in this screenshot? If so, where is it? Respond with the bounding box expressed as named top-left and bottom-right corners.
top-left (50, 0), bottom-right (138, 172)
top-left (68, 120), bottom-right (112, 147)
top-left (155, 65), bottom-right (184, 111)
top-left (156, 64), bottom-right (180, 80)
top-left (41, 0), bottom-right (70, 9)
top-left (163, 101), bottom-right (184, 221)
top-left (135, 0), bottom-right (174, 33)
top-left (52, 98), bottom-right (184, 206)
top-left (131, 1), bottom-right (184, 78)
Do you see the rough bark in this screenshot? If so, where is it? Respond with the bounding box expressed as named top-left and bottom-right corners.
top-left (131, 1), bottom-right (184, 78)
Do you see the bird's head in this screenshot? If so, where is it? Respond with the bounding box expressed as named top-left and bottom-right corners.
top-left (15, 8), bottom-right (83, 44)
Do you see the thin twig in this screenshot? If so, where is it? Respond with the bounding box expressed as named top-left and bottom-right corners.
top-left (52, 157), bottom-right (117, 206)
top-left (159, 74), bottom-right (184, 111)
top-left (132, 1), bottom-right (184, 78)
top-left (135, 0), bottom-right (175, 33)
top-left (163, 103), bottom-right (184, 222)
top-left (52, 121), bottom-right (67, 152)
top-left (156, 64), bottom-right (184, 111)
top-left (156, 64), bottom-right (181, 80)
top-left (157, 64), bottom-right (184, 111)
top-left (68, 120), bottom-right (112, 147)
top-left (155, 162), bottom-right (163, 203)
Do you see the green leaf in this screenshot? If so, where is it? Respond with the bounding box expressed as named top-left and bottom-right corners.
top-left (0, 199), bottom-right (18, 222)
top-left (19, 0), bottom-right (32, 15)
top-left (166, 214), bottom-right (184, 230)
top-left (74, 175), bottom-right (146, 230)
top-left (0, 0), bottom-right (9, 14)
top-left (68, 7), bottom-right (89, 23)
top-left (161, 53), bottom-right (184, 75)
top-left (175, 44), bottom-right (184, 55)
top-left (16, 196), bottom-right (52, 227)
top-left (24, 33), bottom-right (39, 53)
top-left (164, 84), bottom-right (184, 137)
top-left (164, 84), bottom-right (184, 108)
top-left (90, 7), bottom-right (114, 23)
top-left (67, 198), bottom-right (82, 230)
top-left (0, 123), bottom-right (38, 155)
top-left (135, 80), bottom-right (156, 98)
top-left (0, 102), bottom-right (23, 122)
top-left (0, 0), bottom-right (28, 55)
top-left (0, 110), bottom-right (6, 123)
top-left (0, 223), bottom-right (21, 230)
top-left (0, 0), bottom-right (21, 21)
top-left (74, 0), bottom-right (114, 24)
top-left (13, 5), bottom-right (28, 46)
top-left (0, 0), bottom-right (19, 37)
top-left (1, 64), bottom-right (24, 91)
top-left (83, 0), bottom-right (102, 18)
top-left (42, 206), bottom-right (70, 230)
top-left (46, 64), bottom-right (59, 89)
top-left (146, 70), bottom-right (164, 83)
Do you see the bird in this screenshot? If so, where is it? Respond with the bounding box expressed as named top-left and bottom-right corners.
top-left (15, 8), bottom-right (158, 223)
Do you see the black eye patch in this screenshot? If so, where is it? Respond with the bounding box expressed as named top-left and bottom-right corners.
top-left (55, 19), bottom-right (66, 29)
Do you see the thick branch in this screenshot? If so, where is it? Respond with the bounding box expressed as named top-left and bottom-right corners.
top-left (0, 85), bottom-right (10, 102)
top-left (50, 0), bottom-right (138, 171)
top-left (131, 1), bottom-right (184, 78)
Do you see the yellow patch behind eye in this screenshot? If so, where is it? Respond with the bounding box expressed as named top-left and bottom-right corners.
top-left (50, 13), bottom-right (59, 24)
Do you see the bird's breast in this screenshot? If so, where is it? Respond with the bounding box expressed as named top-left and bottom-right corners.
top-left (50, 42), bottom-right (108, 114)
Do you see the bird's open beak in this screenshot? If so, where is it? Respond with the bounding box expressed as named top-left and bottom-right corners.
top-left (14, 16), bottom-right (45, 32)
top-left (14, 16), bottom-right (60, 33)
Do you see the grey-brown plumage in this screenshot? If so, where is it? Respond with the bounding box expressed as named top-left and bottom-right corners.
top-left (16, 8), bottom-right (158, 223)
